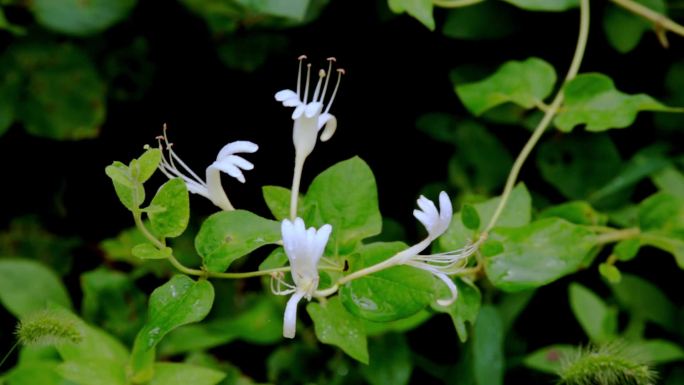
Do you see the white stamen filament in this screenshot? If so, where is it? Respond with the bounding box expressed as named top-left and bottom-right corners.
top-left (325, 69), bottom-right (344, 114)
top-left (320, 57), bottom-right (335, 103)
top-left (303, 64), bottom-right (312, 103)
top-left (312, 69), bottom-right (325, 103)
top-left (296, 55), bottom-right (306, 98)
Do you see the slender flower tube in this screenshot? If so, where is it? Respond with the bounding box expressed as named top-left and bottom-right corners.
top-left (275, 55), bottom-right (344, 219)
top-left (271, 217), bottom-right (332, 338)
top-left (157, 127), bottom-right (258, 211)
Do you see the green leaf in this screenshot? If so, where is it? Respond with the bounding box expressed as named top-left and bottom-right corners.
top-left (360, 334), bottom-right (412, 385)
top-left (307, 296), bottom-right (368, 364)
top-left (10, 43), bottom-right (106, 140)
top-left (638, 192), bottom-right (684, 267)
top-left (652, 166), bottom-right (684, 197)
top-left (105, 161), bottom-right (144, 211)
top-left (603, 0), bottom-right (665, 53)
top-left (131, 243), bottom-right (172, 260)
top-left (502, 0), bottom-right (578, 11)
top-left (610, 273), bottom-right (676, 331)
top-left (132, 147), bottom-right (161, 183)
top-left (57, 359), bottom-right (127, 385)
top-left (0, 259), bottom-right (72, 318)
top-left (588, 147), bottom-right (669, 203)
top-left (262, 185), bottom-right (312, 221)
top-left (461, 204), bottom-right (480, 230)
top-left (148, 363), bottom-right (225, 385)
top-left (524, 344), bottom-right (577, 374)
top-left (555, 73), bottom-right (682, 132)
top-left (195, 210), bottom-right (281, 273)
top-left (306, 157), bottom-right (382, 252)
top-left (497, 290), bottom-right (535, 332)
top-left (538, 201), bottom-right (607, 226)
top-left (629, 339), bottom-right (684, 364)
top-left (387, 0), bottom-right (434, 30)
top-left (137, 275), bottom-right (214, 351)
top-left (480, 239), bottom-right (504, 257)
top-left (0, 52), bottom-right (20, 136)
top-left (472, 305), bottom-right (504, 385)
top-left (537, 134), bottom-right (622, 201)
top-left (2, 362), bottom-right (64, 385)
top-left (440, 183), bottom-right (531, 251)
top-left (442, 2), bottom-right (515, 40)
top-left (486, 218), bottom-right (597, 292)
top-left (568, 283), bottom-right (617, 343)
top-left (614, 238), bottom-right (640, 261)
top-left (340, 242), bottom-right (437, 321)
top-left (148, 178), bottom-right (190, 238)
top-left (598, 263), bottom-right (621, 283)
top-left (432, 278), bottom-right (481, 342)
top-left (31, 0), bottom-right (136, 36)
top-left (455, 58), bottom-right (556, 116)
top-left (363, 310), bottom-right (431, 336)
top-left (159, 296), bottom-right (282, 355)
top-left (55, 313), bottom-right (129, 364)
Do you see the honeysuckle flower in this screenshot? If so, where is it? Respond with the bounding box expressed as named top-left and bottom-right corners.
top-left (275, 55), bottom-right (344, 219)
top-left (157, 127), bottom-right (258, 211)
top-left (271, 217), bottom-right (332, 338)
top-left (392, 191), bottom-right (478, 306)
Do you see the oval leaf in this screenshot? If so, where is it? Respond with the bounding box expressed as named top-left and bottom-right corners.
top-left (195, 210), bottom-right (281, 273)
top-left (0, 259), bottom-right (72, 317)
top-left (32, 0), bottom-right (137, 36)
top-left (148, 178), bottom-right (189, 238)
top-left (340, 242), bottom-right (437, 322)
top-left (307, 296), bottom-right (369, 364)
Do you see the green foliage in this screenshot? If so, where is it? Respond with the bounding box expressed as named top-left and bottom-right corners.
top-left (148, 178), bottom-right (190, 238)
top-left (502, 0), bottom-right (579, 11)
top-left (456, 58), bottom-right (556, 116)
top-left (31, 0), bottom-right (136, 36)
top-left (432, 278), bottom-right (481, 342)
top-left (305, 157), bottom-right (382, 253)
top-left (637, 192), bottom-right (684, 267)
top-left (486, 218), bottom-right (597, 291)
top-left (0, 42), bottom-right (106, 139)
top-left (602, 0), bottom-right (665, 53)
top-left (387, 0), bottom-right (434, 30)
top-left (609, 273), bottom-right (676, 331)
top-left (340, 242), bottom-right (437, 321)
top-left (442, 2), bottom-right (516, 40)
top-left (472, 306), bottom-right (504, 385)
top-left (0, 259), bottom-right (72, 318)
top-left (524, 344), bottom-right (577, 374)
top-left (568, 283), bottom-right (617, 343)
top-left (148, 363), bottom-right (225, 385)
top-left (555, 73), bottom-right (680, 132)
top-left (361, 334), bottom-right (412, 385)
top-left (195, 210), bottom-right (281, 273)
top-left (307, 296), bottom-right (369, 364)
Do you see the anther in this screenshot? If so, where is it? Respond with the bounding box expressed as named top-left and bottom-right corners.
top-left (298, 54), bottom-right (307, 61)
top-left (326, 57), bottom-right (336, 62)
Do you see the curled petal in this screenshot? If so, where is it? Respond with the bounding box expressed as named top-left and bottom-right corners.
top-left (217, 140), bottom-right (258, 160)
top-left (318, 113), bottom-right (337, 142)
top-left (438, 191), bottom-right (453, 225)
top-left (434, 272), bottom-right (458, 307)
top-left (211, 155), bottom-right (254, 183)
top-left (304, 102), bottom-right (323, 118)
top-left (275, 89), bottom-right (298, 102)
top-left (283, 98), bottom-right (301, 107)
top-left (283, 290), bottom-right (305, 338)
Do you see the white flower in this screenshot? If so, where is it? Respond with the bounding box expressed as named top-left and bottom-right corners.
top-left (157, 127), bottom-right (258, 211)
top-left (271, 217), bottom-right (332, 338)
top-left (275, 55), bottom-right (344, 160)
top-left (393, 191), bottom-right (477, 306)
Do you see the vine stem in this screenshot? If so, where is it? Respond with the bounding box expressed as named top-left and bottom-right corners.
top-left (483, 0), bottom-right (590, 234)
top-left (132, 210), bottom-right (292, 279)
top-left (595, 227), bottom-right (640, 244)
top-left (611, 0), bottom-right (684, 37)
top-left (432, 0), bottom-right (485, 8)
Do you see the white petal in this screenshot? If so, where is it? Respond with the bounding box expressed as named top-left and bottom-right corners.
top-left (304, 102), bottom-right (323, 118)
top-left (292, 104), bottom-right (305, 119)
top-left (283, 98), bottom-right (301, 107)
top-left (416, 196), bottom-right (438, 217)
top-left (210, 162), bottom-right (245, 183)
top-left (275, 89), bottom-right (297, 102)
top-left (214, 155), bottom-right (254, 171)
top-left (217, 140), bottom-right (258, 160)
top-left (435, 273), bottom-right (458, 307)
top-left (283, 290), bottom-right (305, 338)
top-left (318, 113), bottom-right (337, 142)
top-left (413, 209), bottom-right (433, 233)
top-left (438, 191), bottom-right (453, 224)
top-left (281, 219), bottom-right (296, 262)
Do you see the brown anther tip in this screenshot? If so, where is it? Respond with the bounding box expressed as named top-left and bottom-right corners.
top-left (298, 54), bottom-right (307, 60)
top-left (337, 68), bottom-right (346, 75)
top-left (155, 135), bottom-right (164, 140)
top-left (327, 57), bottom-right (337, 62)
